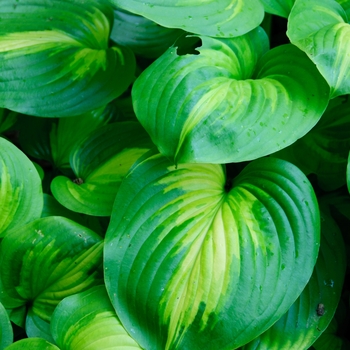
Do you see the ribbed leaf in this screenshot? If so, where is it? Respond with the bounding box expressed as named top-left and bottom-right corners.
top-left (51, 285), bottom-right (142, 349)
top-left (287, 0), bottom-right (350, 98)
top-left (5, 338), bottom-right (59, 350)
top-left (51, 122), bottom-right (153, 216)
top-left (241, 203), bottom-right (346, 349)
top-left (273, 96), bottom-right (350, 191)
top-left (132, 27), bottom-right (330, 164)
top-left (0, 0), bottom-right (135, 117)
top-left (111, 8), bottom-right (185, 58)
top-left (104, 155), bottom-right (320, 350)
top-left (0, 216), bottom-right (103, 321)
top-left (0, 137), bottom-right (43, 237)
top-left (0, 301), bottom-right (13, 349)
top-left (260, 0), bottom-right (294, 17)
top-left (26, 309), bottom-right (55, 344)
top-left (110, 0), bottom-right (264, 38)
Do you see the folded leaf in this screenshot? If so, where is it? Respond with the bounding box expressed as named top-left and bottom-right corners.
top-left (51, 122), bottom-right (154, 216)
top-left (0, 0), bottom-right (135, 117)
top-left (110, 0), bottom-right (264, 38)
top-left (0, 216), bottom-right (103, 322)
top-left (132, 27), bottom-right (330, 164)
top-left (51, 285), bottom-right (142, 349)
top-left (104, 155), bottom-right (320, 350)
top-left (0, 137), bottom-right (43, 237)
top-left (287, 0), bottom-right (350, 98)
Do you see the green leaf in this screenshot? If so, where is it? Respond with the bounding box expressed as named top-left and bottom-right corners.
top-left (0, 0), bottom-right (135, 117)
top-left (132, 28), bottom-right (330, 164)
top-left (51, 285), bottom-right (142, 349)
top-left (5, 338), bottom-right (59, 350)
top-left (347, 151), bottom-right (350, 193)
top-left (51, 122), bottom-right (154, 216)
top-left (241, 203), bottom-right (346, 349)
top-left (287, 0), bottom-right (350, 98)
top-left (26, 309), bottom-right (55, 344)
top-left (0, 301), bottom-right (13, 349)
top-left (104, 155), bottom-right (320, 350)
top-left (273, 96), bottom-right (350, 191)
top-left (0, 109), bottom-right (18, 134)
top-left (0, 137), bottom-right (43, 237)
top-left (111, 8), bottom-right (185, 59)
top-left (110, 0), bottom-right (264, 38)
top-left (0, 216), bottom-right (103, 321)
top-left (260, 0), bottom-right (294, 17)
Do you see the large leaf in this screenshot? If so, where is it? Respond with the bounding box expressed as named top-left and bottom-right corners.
top-left (51, 285), bottom-right (142, 349)
top-left (273, 95), bottom-right (350, 191)
top-left (104, 155), bottom-right (320, 350)
top-left (0, 216), bottom-right (103, 322)
top-left (110, 0), bottom-right (264, 38)
top-left (5, 338), bottom-right (59, 350)
top-left (241, 202), bottom-right (346, 349)
top-left (0, 137), bottom-right (43, 237)
top-left (0, 301), bottom-right (13, 349)
top-left (51, 122), bottom-right (154, 216)
top-left (132, 27), bottom-right (330, 164)
top-left (111, 8), bottom-right (185, 59)
top-left (0, 0), bottom-right (135, 117)
top-left (287, 0), bottom-right (350, 98)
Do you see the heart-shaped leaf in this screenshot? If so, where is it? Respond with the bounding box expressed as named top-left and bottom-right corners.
top-left (287, 0), bottom-right (350, 98)
top-left (51, 285), bottom-right (142, 349)
top-left (110, 0), bottom-right (264, 38)
top-left (273, 95), bottom-right (350, 191)
top-left (104, 155), bottom-right (320, 350)
top-left (0, 301), bottom-right (13, 349)
top-left (241, 202), bottom-right (346, 349)
top-left (111, 8), bottom-right (185, 59)
top-left (0, 0), bottom-right (135, 117)
top-left (5, 338), bottom-right (60, 350)
top-left (0, 216), bottom-right (103, 322)
top-left (0, 137), bottom-right (43, 237)
top-left (51, 122), bottom-right (154, 216)
top-left (132, 27), bottom-right (330, 164)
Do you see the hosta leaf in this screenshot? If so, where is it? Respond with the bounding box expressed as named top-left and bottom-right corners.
top-left (5, 338), bottom-right (59, 350)
top-left (132, 27), bottom-right (330, 164)
top-left (104, 155), bottom-right (320, 350)
top-left (26, 309), bottom-right (55, 344)
top-left (51, 285), bottom-right (142, 349)
top-left (0, 137), bottom-right (43, 237)
top-left (260, 0), bottom-right (294, 17)
top-left (0, 301), bottom-right (13, 349)
top-left (0, 216), bottom-right (103, 322)
top-left (287, 0), bottom-right (350, 98)
top-left (110, 0), bottom-right (264, 38)
top-left (111, 8), bottom-right (185, 59)
top-left (273, 96), bottom-right (350, 191)
top-left (241, 203), bottom-right (346, 349)
top-left (0, 0), bottom-right (135, 117)
top-left (0, 109), bottom-right (17, 134)
top-left (51, 122), bottom-right (154, 216)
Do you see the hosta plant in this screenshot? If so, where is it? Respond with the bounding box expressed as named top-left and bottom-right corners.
top-left (0, 0), bottom-right (349, 349)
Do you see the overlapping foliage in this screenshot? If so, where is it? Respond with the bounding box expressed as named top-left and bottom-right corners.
top-left (0, 0), bottom-right (349, 349)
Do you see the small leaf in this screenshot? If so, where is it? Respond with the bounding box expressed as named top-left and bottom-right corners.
top-left (0, 0), bottom-right (135, 117)
top-left (5, 338), bottom-right (59, 350)
top-left (0, 216), bottom-right (103, 322)
top-left (260, 0), bottom-right (294, 17)
top-left (110, 0), bottom-right (264, 38)
top-left (26, 308), bottom-right (55, 344)
top-left (51, 285), bottom-right (142, 349)
top-left (287, 0), bottom-right (350, 98)
top-left (0, 137), bottom-right (43, 237)
top-left (51, 122), bottom-right (154, 216)
top-left (104, 155), bottom-right (320, 350)
top-left (0, 301), bottom-right (13, 349)
top-left (132, 28), bottom-right (330, 164)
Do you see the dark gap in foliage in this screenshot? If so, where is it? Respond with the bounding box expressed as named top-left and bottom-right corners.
top-left (224, 161), bottom-right (249, 192)
top-left (270, 15), bottom-right (289, 48)
top-left (176, 36), bottom-right (202, 56)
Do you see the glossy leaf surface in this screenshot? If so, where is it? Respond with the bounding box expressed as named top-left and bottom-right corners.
top-left (132, 28), bottom-right (330, 164)
top-left (51, 122), bottom-right (154, 216)
top-left (111, 0), bottom-right (264, 38)
top-left (0, 137), bottom-right (43, 237)
top-left (0, 0), bottom-right (135, 117)
top-left (0, 301), bottom-right (13, 349)
top-left (51, 285), bottom-right (142, 349)
top-left (105, 155), bottom-right (320, 350)
top-left (0, 216), bottom-right (103, 321)
top-left (287, 0), bottom-right (350, 98)
top-left (5, 338), bottom-right (59, 350)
